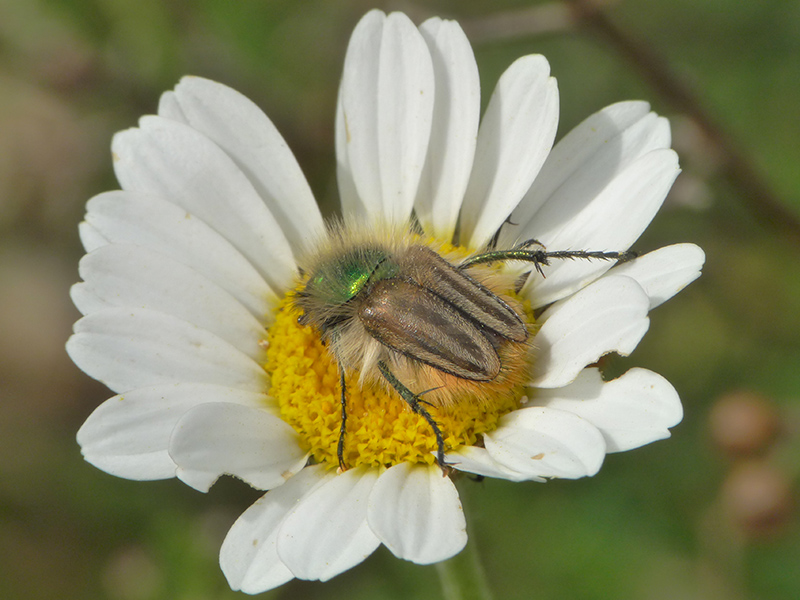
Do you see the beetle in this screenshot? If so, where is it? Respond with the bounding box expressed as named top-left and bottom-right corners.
top-left (294, 225), bottom-right (634, 470)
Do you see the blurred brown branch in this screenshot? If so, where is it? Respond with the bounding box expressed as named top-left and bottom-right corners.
top-left (463, 0), bottom-right (800, 245)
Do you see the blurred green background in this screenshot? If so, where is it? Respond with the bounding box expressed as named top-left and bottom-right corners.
top-left (1, 0), bottom-right (798, 598)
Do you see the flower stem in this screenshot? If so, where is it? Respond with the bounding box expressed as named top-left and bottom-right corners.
top-left (435, 538), bottom-right (494, 600)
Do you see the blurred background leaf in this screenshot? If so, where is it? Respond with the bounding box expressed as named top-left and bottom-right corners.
top-left (0, 0), bottom-right (797, 599)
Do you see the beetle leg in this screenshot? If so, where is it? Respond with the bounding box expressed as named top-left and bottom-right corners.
top-left (337, 365), bottom-right (348, 471)
top-left (459, 238), bottom-right (637, 273)
top-left (377, 360), bottom-right (448, 473)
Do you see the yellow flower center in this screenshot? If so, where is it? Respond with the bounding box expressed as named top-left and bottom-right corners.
top-left (265, 285), bottom-right (534, 470)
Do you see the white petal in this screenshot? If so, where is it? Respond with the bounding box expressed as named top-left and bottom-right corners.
top-left (610, 243), bottom-right (705, 309)
top-left (67, 307), bottom-right (267, 394)
top-left (522, 148), bottom-right (681, 307)
top-left (484, 407), bottom-right (606, 478)
top-left (534, 368), bottom-right (683, 452)
top-left (170, 403), bottom-right (308, 492)
top-left (447, 446), bottom-right (532, 482)
top-left (414, 17), bottom-right (480, 240)
top-left (531, 275), bottom-right (650, 388)
top-left (500, 101), bottom-right (668, 247)
top-left (338, 10), bottom-right (435, 224)
top-left (71, 282), bottom-right (111, 315)
top-left (76, 383), bottom-right (268, 480)
top-left (160, 76), bottom-right (324, 252)
top-left (83, 190), bottom-right (276, 318)
top-left (367, 463), bottom-right (466, 564)
top-left (156, 89), bottom-right (185, 121)
top-left (76, 244), bottom-right (267, 360)
top-left (78, 220), bottom-right (108, 252)
top-left (460, 55), bottom-right (559, 249)
top-left (335, 93), bottom-right (366, 218)
top-left (220, 465), bottom-right (330, 594)
top-left (112, 116), bottom-right (295, 291)
top-left (277, 467), bottom-right (381, 581)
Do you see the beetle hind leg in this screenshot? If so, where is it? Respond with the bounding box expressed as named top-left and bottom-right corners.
top-left (377, 360), bottom-right (448, 473)
top-left (458, 238), bottom-right (637, 273)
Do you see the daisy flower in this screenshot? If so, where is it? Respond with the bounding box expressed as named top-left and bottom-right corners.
top-left (68, 9), bottom-right (704, 594)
